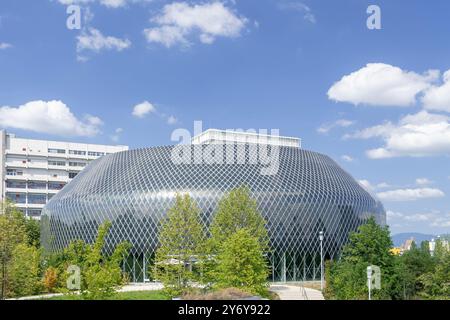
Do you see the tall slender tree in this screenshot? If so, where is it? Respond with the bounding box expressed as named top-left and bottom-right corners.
top-left (154, 194), bottom-right (205, 296)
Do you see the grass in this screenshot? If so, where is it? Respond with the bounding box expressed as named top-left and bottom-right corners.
top-left (42, 290), bottom-right (169, 300)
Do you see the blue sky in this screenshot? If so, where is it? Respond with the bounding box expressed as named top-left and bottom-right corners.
top-left (1, 0), bottom-right (449, 235)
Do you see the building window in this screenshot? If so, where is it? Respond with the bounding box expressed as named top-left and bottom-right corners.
top-left (69, 150), bottom-right (86, 155)
top-left (27, 209), bottom-right (42, 217)
top-left (69, 161), bottom-right (86, 167)
top-left (6, 169), bottom-right (23, 176)
top-left (28, 194), bottom-right (47, 204)
top-left (69, 172), bottom-right (78, 179)
top-left (6, 180), bottom-right (26, 189)
top-left (6, 193), bottom-right (26, 204)
top-left (28, 181), bottom-right (47, 189)
top-left (48, 182), bottom-right (65, 190)
top-left (88, 151), bottom-right (104, 157)
top-left (48, 148), bottom-right (65, 154)
top-left (48, 160), bottom-right (66, 166)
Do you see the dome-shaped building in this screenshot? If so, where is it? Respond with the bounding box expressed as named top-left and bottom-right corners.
top-left (41, 143), bottom-right (385, 282)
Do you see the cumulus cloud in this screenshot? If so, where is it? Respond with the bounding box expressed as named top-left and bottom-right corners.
top-left (167, 115), bottom-right (178, 125)
top-left (132, 101), bottom-right (156, 118)
top-left (58, 0), bottom-right (148, 8)
top-left (358, 179), bottom-right (374, 192)
top-left (0, 42), bottom-right (12, 50)
top-left (277, 1), bottom-right (316, 23)
top-left (341, 155), bottom-right (354, 162)
top-left (143, 2), bottom-right (248, 48)
top-left (377, 188), bottom-right (445, 202)
top-left (77, 27), bottom-right (131, 53)
top-left (416, 178), bottom-right (433, 186)
top-left (328, 63), bottom-right (439, 107)
top-left (422, 69), bottom-right (450, 113)
top-left (0, 100), bottom-right (102, 136)
top-left (346, 111), bottom-right (450, 159)
top-left (111, 127), bottom-right (123, 142)
top-left (387, 210), bottom-right (450, 228)
top-left (317, 119), bottom-right (354, 134)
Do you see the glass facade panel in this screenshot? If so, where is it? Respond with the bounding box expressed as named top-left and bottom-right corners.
top-left (48, 148), bottom-right (65, 154)
top-left (6, 180), bottom-right (26, 188)
top-left (28, 181), bottom-right (47, 189)
top-left (69, 162), bottom-right (86, 167)
top-left (48, 160), bottom-right (65, 166)
top-left (69, 172), bottom-right (78, 179)
top-left (28, 209), bottom-right (42, 217)
top-left (6, 192), bottom-right (26, 204)
top-left (48, 182), bottom-right (65, 190)
top-left (28, 194), bottom-right (47, 204)
top-left (69, 150), bottom-right (86, 155)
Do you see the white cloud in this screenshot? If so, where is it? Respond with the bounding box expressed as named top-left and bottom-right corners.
top-left (376, 182), bottom-right (391, 189)
top-left (58, 0), bottom-right (148, 8)
top-left (143, 2), bottom-right (248, 48)
top-left (317, 119), bottom-right (354, 134)
top-left (358, 179), bottom-right (390, 192)
top-left (0, 42), bottom-right (12, 50)
top-left (341, 155), bottom-right (354, 162)
top-left (377, 188), bottom-right (445, 202)
top-left (132, 101), bottom-right (156, 118)
top-left (167, 115), bottom-right (178, 125)
top-left (110, 127), bottom-right (123, 142)
top-left (77, 27), bottom-right (131, 53)
top-left (0, 100), bottom-right (102, 136)
top-left (278, 1), bottom-right (316, 23)
top-left (387, 210), bottom-right (450, 228)
top-left (422, 69), bottom-right (450, 113)
top-left (416, 178), bottom-right (433, 186)
top-left (328, 63), bottom-right (439, 107)
top-left (347, 111), bottom-right (450, 159)
top-left (358, 179), bottom-right (374, 191)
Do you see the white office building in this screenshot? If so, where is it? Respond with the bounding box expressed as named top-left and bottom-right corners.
top-left (0, 130), bottom-right (128, 219)
top-left (191, 129), bottom-right (301, 148)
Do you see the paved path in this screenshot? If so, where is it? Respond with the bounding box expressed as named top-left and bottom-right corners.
top-left (10, 282), bottom-right (325, 300)
top-left (269, 284), bottom-right (325, 300)
top-left (119, 282), bottom-right (163, 292)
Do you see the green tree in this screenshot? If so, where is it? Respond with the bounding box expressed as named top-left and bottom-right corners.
top-left (154, 194), bottom-right (205, 297)
top-left (7, 243), bottom-right (42, 297)
top-left (398, 244), bottom-right (435, 299)
top-left (205, 186), bottom-right (271, 293)
top-left (418, 243), bottom-right (450, 299)
top-left (0, 201), bottom-right (27, 299)
top-left (24, 218), bottom-right (40, 248)
top-left (209, 186), bottom-right (269, 251)
top-left (213, 228), bottom-right (269, 297)
top-left (81, 221), bottom-right (130, 300)
top-left (326, 217), bottom-right (400, 300)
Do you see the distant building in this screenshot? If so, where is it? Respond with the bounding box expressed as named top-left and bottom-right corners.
top-left (0, 130), bottom-right (128, 219)
top-left (401, 238), bottom-right (415, 251)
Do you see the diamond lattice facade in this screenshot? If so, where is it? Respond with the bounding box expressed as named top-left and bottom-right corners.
top-left (41, 145), bottom-right (385, 282)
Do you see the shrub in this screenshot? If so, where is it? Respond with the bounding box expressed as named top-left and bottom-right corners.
top-left (43, 267), bottom-right (59, 293)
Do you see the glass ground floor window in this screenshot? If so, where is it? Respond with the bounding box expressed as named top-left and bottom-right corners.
top-left (120, 250), bottom-right (333, 283)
